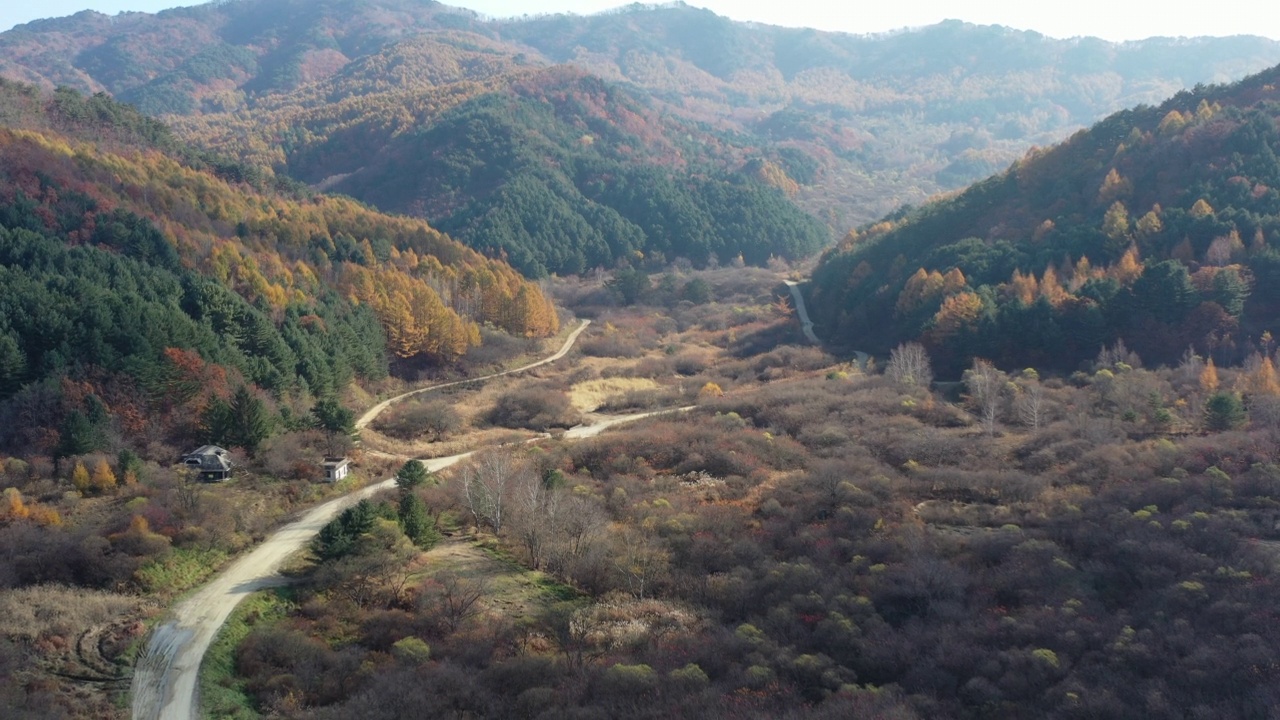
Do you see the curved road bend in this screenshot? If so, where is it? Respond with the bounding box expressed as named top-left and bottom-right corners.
top-left (356, 319), bottom-right (591, 430)
top-left (134, 319), bottom-right (590, 720)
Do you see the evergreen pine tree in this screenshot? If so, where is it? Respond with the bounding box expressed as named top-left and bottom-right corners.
top-left (399, 492), bottom-right (440, 549)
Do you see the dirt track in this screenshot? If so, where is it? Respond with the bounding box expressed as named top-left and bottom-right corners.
top-left (132, 321), bottom-right (588, 720)
top-left (354, 319), bottom-right (591, 430)
top-left (129, 320), bottom-right (691, 720)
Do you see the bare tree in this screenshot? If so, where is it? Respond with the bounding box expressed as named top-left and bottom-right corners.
top-left (1096, 339), bottom-right (1142, 370)
top-left (1015, 375), bottom-right (1047, 430)
top-left (460, 449), bottom-right (533, 535)
top-left (964, 358), bottom-right (1007, 436)
top-left (510, 473), bottom-right (562, 570)
top-left (886, 342), bottom-right (933, 390)
top-left (559, 494), bottom-right (607, 560)
top-left (611, 528), bottom-right (669, 599)
top-left (419, 572), bottom-right (490, 633)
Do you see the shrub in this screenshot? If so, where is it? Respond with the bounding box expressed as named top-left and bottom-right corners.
top-left (487, 387), bottom-right (580, 431)
top-left (391, 636), bottom-right (431, 664)
top-left (581, 335), bottom-right (645, 359)
top-left (374, 400), bottom-right (463, 442)
top-left (597, 663), bottom-right (658, 698)
top-left (1205, 391), bottom-right (1246, 431)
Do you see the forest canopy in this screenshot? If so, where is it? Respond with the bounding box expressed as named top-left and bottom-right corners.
top-left (809, 65), bottom-right (1280, 375)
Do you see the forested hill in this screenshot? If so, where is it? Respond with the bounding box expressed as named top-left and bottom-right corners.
top-left (807, 64), bottom-right (1280, 376)
top-left (5, 3), bottom-right (1280, 252)
top-left (325, 68), bottom-right (829, 276)
top-left (0, 78), bottom-right (557, 458)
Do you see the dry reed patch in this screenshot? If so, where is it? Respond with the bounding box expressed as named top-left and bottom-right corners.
top-left (575, 593), bottom-right (706, 651)
top-left (569, 378), bottom-right (660, 412)
top-left (0, 585), bottom-right (146, 642)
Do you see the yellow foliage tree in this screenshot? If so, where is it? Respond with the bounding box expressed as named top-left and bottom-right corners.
top-left (895, 268), bottom-right (946, 316)
top-left (1200, 358), bottom-right (1220, 392)
top-left (1070, 256), bottom-right (1101, 291)
top-left (1190, 199), bottom-right (1215, 218)
top-left (1009, 269), bottom-right (1037, 305)
top-left (1195, 99), bottom-right (1220, 122)
top-left (1157, 110), bottom-right (1188, 135)
top-left (751, 160), bottom-right (799, 197)
top-left (28, 505), bottom-right (62, 527)
top-left (72, 461), bottom-right (91, 496)
top-left (1136, 209), bottom-right (1163, 237)
top-left (930, 292), bottom-right (983, 340)
top-left (4, 487), bottom-right (30, 520)
top-left (1110, 247), bottom-right (1144, 286)
top-left (1098, 168), bottom-right (1131, 204)
top-left (1039, 266), bottom-right (1068, 307)
top-left (941, 268), bottom-right (967, 295)
top-left (698, 382), bottom-right (724, 399)
top-left (1239, 355), bottom-right (1280, 396)
top-left (1102, 202), bottom-right (1130, 240)
top-left (92, 459), bottom-right (118, 494)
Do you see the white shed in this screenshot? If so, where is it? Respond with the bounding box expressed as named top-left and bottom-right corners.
top-left (321, 457), bottom-right (351, 482)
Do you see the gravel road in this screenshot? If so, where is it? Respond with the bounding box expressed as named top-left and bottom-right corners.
top-left (133, 320), bottom-right (591, 720)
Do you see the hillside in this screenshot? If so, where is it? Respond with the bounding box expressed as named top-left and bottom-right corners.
top-left (4, 2), bottom-right (1280, 246)
top-left (808, 64), bottom-right (1280, 375)
top-left (0, 78), bottom-right (557, 458)
top-left (323, 67), bottom-right (827, 275)
top-left (494, 8), bottom-right (1280, 225)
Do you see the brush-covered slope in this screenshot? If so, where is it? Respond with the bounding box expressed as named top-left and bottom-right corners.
top-left (808, 65), bottom-right (1280, 374)
top-left (0, 79), bottom-right (556, 456)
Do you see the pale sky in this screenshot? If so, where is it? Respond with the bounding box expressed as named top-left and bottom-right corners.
top-left (2, 0), bottom-right (1277, 42)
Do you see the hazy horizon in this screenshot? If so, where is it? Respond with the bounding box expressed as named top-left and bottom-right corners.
top-left (2, 0), bottom-right (1277, 43)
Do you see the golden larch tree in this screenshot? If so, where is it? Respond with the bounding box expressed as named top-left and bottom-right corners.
top-left (1039, 266), bottom-right (1068, 307)
top-left (92, 459), bottom-right (118, 494)
top-left (1110, 247), bottom-right (1144, 286)
top-left (1102, 202), bottom-right (1130, 240)
top-left (72, 461), bottom-right (91, 496)
top-left (1200, 358), bottom-right (1220, 393)
top-left (1009, 270), bottom-right (1038, 305)
top-left (1098, 168), bottom-right (1131, 204)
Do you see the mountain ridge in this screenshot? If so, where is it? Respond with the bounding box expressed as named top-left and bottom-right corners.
top-left (5, 1), bottom-right (1280, 235)
top-left (807, 63), bottom-right (1280, 375)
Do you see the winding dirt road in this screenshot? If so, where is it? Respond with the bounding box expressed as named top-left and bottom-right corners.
top-left (784, 280), bottom-right (869, 370)
top-left (783, 280), bottom-right (821, 345)
top-left (355, 319), bottom-right (591, 430)
top-left (133, 320), bottom-right (593, 720)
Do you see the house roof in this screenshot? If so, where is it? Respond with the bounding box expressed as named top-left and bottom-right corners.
top-left (321, 458), bottom-right (351, 468)
top-left (183, 445), bottom-right (232, 472)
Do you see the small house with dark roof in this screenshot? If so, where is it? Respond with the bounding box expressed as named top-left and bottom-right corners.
top-left (181, 445), bottom-right (233, 482)
top-left (321, 457), bottom-right (351, 483)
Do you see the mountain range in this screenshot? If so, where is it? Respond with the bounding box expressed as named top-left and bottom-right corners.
top-left (4, 0), bottom-right (1280, 272)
